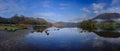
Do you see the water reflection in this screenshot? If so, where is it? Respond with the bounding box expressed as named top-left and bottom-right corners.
top-left (0, 26), bottom-right (120, 51)
top-left (33, 26), bottom-right (63, 36)
top-left (33, 26), bottom-right (48, 32)
top-left (93, 29), bottom-right (120, 38)
top-left (25, 27), bottom-right (120, 51)
top-left (79, 26), bottom-right (120, 38)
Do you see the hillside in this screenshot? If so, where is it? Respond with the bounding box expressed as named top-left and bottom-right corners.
top-left (0, 15), bottom-right (49, 25)
top-left (56, 22), bottom-right (77, 27)
top-left (93, 13), bottom-right (120, 20)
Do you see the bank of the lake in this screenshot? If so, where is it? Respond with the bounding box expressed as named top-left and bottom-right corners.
top-left (0, 24), bottom-right (28, 31)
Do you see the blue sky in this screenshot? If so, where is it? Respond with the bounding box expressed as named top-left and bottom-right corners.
top-left (0, 0), bottom-right (120, 22)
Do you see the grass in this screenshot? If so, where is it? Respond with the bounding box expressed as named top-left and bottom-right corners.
top-left (0, 24), bottom-right (27, 31)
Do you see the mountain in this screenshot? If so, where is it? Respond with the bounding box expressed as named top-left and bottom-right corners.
top-left (93, 13), bottom-right (120, 20)
top-left (0, 16), bottom-right (9, 23)
top-left (92, 13), bottom-right (120, 22)
top-left (56, 22), bottom-right (77, 27)
top-left (0, 15), bottom-right (49, 25)
top-left (44, 18), bottom-right (56, 23)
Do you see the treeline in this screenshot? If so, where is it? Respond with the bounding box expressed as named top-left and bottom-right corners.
top-left (0, 14), bottom-right (51, 26)
top-left (77, 19), bottom-right (120, 31)
top-left (77, 13), bottom-right (120, 31)
top-left (77, 19), bottom-right (94, 32)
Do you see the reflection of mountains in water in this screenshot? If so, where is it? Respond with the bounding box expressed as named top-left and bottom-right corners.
top-left (93, 28), bottom-right (120, 38)
top-left (57, 26), bottom-right (77, 28)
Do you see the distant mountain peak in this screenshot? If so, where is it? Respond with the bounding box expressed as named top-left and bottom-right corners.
top-left (93, 13), bottom-right (120, 20)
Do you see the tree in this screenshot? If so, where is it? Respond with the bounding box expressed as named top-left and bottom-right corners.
top-left (78, 19), bottom-right (94, 32)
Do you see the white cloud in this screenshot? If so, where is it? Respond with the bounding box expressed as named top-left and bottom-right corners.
top-left (93, 10), bottom-right (99, 14)
top-left (92, 7), bottom-right (120, 15)
top-left (104, 7), bottom-right (120, 13)
top-left (89, 3), bottom-right (106, 16)
top-left (63, 0), bottom-right (120, 22)
top-left (91, 3), bottom-right (106, 16)
top-left (81, 8), bottom-right (90, 13)
top-left (91, 2), bottom-right (120, 17)
top-left (73, 1), bottom-right (120, 22)
top-left (92, 3), bottom-right (105, 10)
top-left (0, 0), bottom-right (26, 15)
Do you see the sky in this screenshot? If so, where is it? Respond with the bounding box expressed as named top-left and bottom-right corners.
top-left (0, 0), bottom-right (120, 23)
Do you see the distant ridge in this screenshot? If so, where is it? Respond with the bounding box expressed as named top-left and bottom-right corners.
top-left (93, 13), bottom-right (120, 20)
top-left (56, 22), bottom-right (77, 27)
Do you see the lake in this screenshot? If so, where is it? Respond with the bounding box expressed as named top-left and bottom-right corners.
top-left (0, 26), bottom-right (120, 51)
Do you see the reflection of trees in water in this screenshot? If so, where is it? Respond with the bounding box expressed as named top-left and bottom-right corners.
top-left (93, 27), bottom-right (120, 38)
top-left (79, 26), bottom-right (120, 38)
top-left (33, 26), bottom-right (50, 35)
top-left (93, 30), bottom-right (120, 38)
top-left (33, 26), bottom-right (62, 35)
top-left (77, 26), bottom-right (93, 32)
top-left (33, 26), bottom-right (47, 32)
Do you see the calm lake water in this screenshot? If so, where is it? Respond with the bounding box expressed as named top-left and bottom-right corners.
top-left (0, 26), bottom-right (120, 51)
